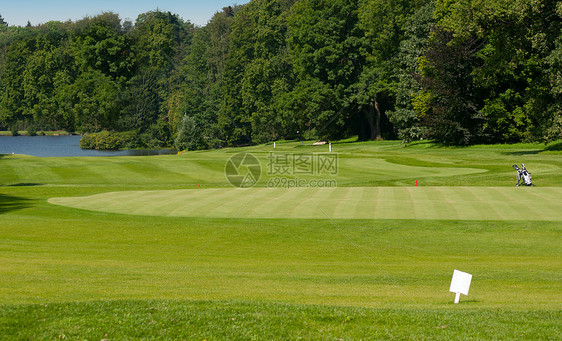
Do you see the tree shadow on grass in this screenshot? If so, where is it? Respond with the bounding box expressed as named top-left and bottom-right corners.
top-left (7, 183), bottom-right (43, 187)
top-left (0, 194), bottom-right (31, 214)
top-left (545, 141), bottom-right (562, 151)
top-left (501, 149), bottom-right (543, 156)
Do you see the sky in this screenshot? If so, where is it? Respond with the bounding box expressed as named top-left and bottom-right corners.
top-left (1, 0), bottom-right (250, 27)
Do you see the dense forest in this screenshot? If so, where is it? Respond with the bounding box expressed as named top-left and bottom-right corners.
top-left (0, 0), bottom-right (560, 149)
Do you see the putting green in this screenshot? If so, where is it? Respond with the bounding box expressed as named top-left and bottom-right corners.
top-left (49, 186), bottom-right (562, 221)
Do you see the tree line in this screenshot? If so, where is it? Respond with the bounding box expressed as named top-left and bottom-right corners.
top-left (0, 0), bottom-right (560, 149)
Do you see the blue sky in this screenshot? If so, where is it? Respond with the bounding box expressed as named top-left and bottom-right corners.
top-left (1, 0), bottom-right (250, 27)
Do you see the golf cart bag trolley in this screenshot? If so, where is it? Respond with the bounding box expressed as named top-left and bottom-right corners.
top-left (512, 164), bottom-right (534, 186)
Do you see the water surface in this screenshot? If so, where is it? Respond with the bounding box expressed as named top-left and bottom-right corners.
top-left (0, 135), bottom-right (175, 157)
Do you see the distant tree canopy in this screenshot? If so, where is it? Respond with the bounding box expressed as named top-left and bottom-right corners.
top-left (0, 0), bottom-right (560, 148)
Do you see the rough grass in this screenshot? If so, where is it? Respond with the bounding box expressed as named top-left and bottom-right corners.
top-left (1, 140), bottom-right (561, 339)
top-left (1, 300), bottom-right (560, 340)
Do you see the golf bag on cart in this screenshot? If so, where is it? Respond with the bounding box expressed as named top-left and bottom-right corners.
top-left (512, 164), bottom-right (534, 186)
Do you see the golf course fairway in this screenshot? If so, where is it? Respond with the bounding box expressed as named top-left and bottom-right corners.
top-left (1, 140), bottom-right (561, 339)
top-left (50, 186), bottom-right (562, 221)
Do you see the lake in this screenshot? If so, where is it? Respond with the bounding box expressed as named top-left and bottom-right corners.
top-left (0, 135), bottom-right (176, 157)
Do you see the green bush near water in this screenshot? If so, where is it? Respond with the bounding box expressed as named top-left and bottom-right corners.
top-left (26, 124), bottom-right (37, 136)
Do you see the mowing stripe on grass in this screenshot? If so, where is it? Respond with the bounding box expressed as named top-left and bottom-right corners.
top-left (49, 187), bottom-right (562, 221)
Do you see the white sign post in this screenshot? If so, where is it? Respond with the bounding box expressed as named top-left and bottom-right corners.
top-left (449, 269), bottom-right (472, 304)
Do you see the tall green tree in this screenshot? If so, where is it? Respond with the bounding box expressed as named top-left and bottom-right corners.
top-left (386, 1), bottom-right (435, 142)
top-left (356, 0), bottom-right (428, 140)
top-left (129, 10), bottom-right (194, 146)
top-left (220, 1), bottom-right (273, 145)
top-left (0, 34), bottom-right (36, 127)
top-left (418, 26), bottom-right (486, 145)
top-left (419, 0), bottom-right (561, 144)
top-left (20, 22), bottom-right (76, 130)
top-left (285, 0), bottom-right (363, 141)
top-left (239, 0), bottom-right (295, 143)
top-left (72, 13), bottom-right (133, 83)
top-left (545, 3), bottom-right (562, 141)
top-left (119, 69), bottom-right (161, 131)
top-left (0, 15), bottom-right (7, 30)
top-left (175, 7), bottom-right (239, 148)
top-left (133, 11), bottom-right (191, 71)
top-left (65, 69), bottom-right (121, 132)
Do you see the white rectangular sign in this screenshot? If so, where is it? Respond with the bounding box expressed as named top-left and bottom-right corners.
top-left (450, 269), bottom-right (472, 295)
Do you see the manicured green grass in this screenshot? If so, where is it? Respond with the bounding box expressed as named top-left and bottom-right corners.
top-left (50, 186), bottom-right (562, 220)
top-left (1, 140), bottom-right (561, 339)
top-left (2, 211), bottom-right (559, 307)
top-left (2, 140), bottom-right (561, 189)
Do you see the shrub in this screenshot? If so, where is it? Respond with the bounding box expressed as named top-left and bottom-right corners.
top-left (79, 134), bottom-right (95, 149)
top-left (27, 124), bottom-right (37, 136)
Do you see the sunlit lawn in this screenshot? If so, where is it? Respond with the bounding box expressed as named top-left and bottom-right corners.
top-left (1, 140), bottom-right (560, 339)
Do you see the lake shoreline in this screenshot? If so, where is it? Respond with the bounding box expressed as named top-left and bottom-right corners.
top-left (0, 131), bottom-right (77, 136)
top-left (0, 135), bottom-right (175, 157)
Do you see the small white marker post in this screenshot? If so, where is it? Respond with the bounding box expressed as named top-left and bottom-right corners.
top-left (329, 143), bottom-right (332, 152)
top-left (449, 269), bottom-right (472, 304)
top-left (274, 142), bottom-right (276, 149)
